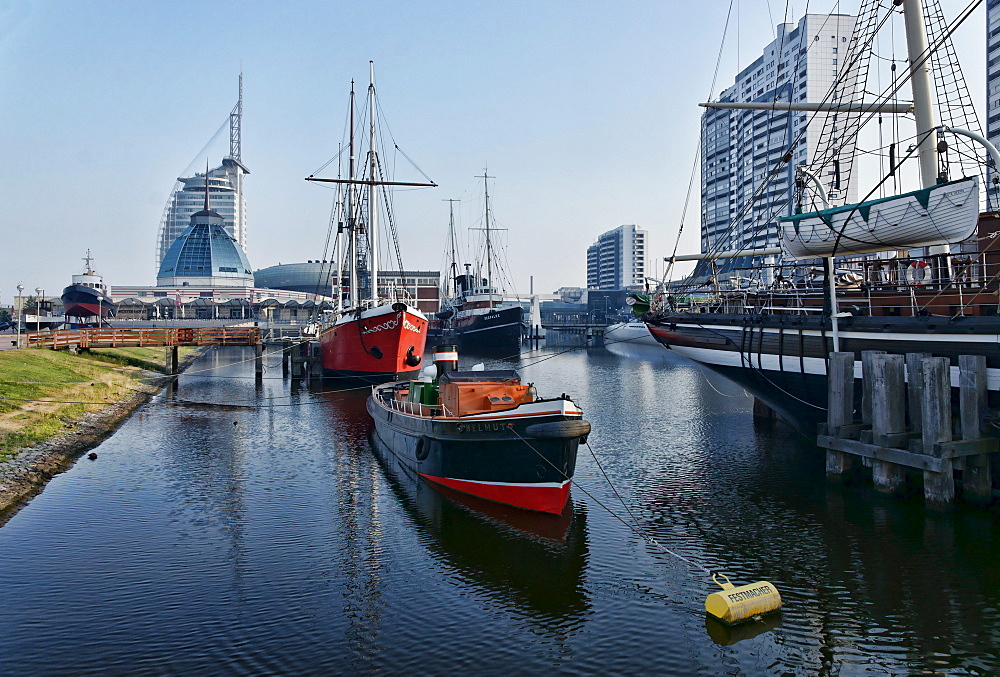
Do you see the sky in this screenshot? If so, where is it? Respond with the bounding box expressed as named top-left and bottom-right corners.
top-left (0, 0), bottom-right (986, 305)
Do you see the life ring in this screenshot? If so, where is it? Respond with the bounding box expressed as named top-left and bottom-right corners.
top-left (906, 260), bottom-right (930, 286)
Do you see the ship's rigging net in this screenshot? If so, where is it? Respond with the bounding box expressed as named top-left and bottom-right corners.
top-left (675, 0), bottom-right (988, 297)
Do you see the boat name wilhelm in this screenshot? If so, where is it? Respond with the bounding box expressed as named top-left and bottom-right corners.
top-left (403, 316), bottom-right (421, 333)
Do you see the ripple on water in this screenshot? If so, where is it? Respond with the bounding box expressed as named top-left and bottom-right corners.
top-left (2, 346), bottom-right (1000, 673)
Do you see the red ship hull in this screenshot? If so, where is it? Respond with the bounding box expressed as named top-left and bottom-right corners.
top-left (320, 304), bottom-right (428, 382)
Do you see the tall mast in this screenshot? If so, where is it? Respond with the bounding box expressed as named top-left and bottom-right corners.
top-left (335, 142), bottom-right (344, 313)
top-left (348, 81), bottom-right (358, 309)
top-left (444, 199), bottom-right (460, 297)
top-left (368, 61), bottom-right (379, 304)
top-left (903, 0), bottom-right (938, 189)
top-left (479, 170), bottom-right (495, 308)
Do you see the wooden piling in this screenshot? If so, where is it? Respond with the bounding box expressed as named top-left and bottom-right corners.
top-left (959, 354), bottom-right (991, 503)
top-left (871, 353), bottom-right (907, 495)
top-left (282, 345), bottom-right (290, 377)
top-left (861, 350), bottom-right (886, 426)
top-left (254, 342), bottom-right (264, 380)
top-left (291, 342), bottom-right (305, 379)
top-left (825, 352), bottom-right (855, 480)
top-left (921, 357), bottom-right (955, 507)
top-left (905, 352), bottom-right (931, 429)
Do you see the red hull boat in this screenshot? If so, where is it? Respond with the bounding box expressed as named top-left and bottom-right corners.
top-left (320, 303), bottom-right (428, 381)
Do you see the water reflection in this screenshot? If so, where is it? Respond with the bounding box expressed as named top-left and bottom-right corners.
top-left (368, 430), bottom-right (591, 625)
top-left (3, 345), bottom-right (1000, 673)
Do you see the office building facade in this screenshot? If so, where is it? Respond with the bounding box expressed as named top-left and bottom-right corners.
top-left (586, 225), bottom-right (647, 290)
top-left (701, 13), bottom-right (858, 256)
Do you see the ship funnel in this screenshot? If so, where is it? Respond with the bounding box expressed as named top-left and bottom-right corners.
top-left (433, 345), bottom-right (458, 378)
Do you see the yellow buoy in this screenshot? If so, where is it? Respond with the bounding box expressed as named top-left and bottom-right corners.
top-left (705, 573), bottom-right (782, 626)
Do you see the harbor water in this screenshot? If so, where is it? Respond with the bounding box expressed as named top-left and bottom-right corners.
top-left (2, 340), bottom-right (1000, 674)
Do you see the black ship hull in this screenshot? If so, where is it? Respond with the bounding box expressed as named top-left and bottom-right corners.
top-left (367, 387), bottom-right (586, 514)
top-left (451, 305), bottom-right (523, 355)
top-left (61, 284), bottom-right (115, 320)
top-left (645, 312), bottom-right (1000, 434)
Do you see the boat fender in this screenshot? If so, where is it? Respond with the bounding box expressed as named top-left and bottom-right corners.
top-left (524, 420), bottom-right (592, 439)
top-left (906, 260), bottom-right (930, 285)
top-left (414, 435), bottom-right (431, 462)
top-left (405, 345), bottom-right (421, 367)
top-left (705, 573), bottom-right (782, 626)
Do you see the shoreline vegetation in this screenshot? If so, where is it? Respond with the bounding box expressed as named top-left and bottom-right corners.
top-left (0, 345), bottom-right (200, 525)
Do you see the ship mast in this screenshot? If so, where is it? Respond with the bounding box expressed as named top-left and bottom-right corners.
top-left (479, 170), bottom-right (495, 308)
top-left (444, 198), bottom-right (460, 297)
top-left (368, 61), bottom-right (379, 305)
top-left (903, 0), bottom-right (939, 189)
top-left (305, 64), bottom-right (437, 313)
top-left (348, 82), bottom-right (359, 309)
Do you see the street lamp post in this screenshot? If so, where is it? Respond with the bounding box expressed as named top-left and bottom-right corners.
top-left (16, 283), bottom-right (24, 349)
top-left (34, 287), bottom-right (42, 332)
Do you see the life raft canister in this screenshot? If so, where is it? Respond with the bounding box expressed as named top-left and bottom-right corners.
top-left (906, 260), bottom-right (930, 285)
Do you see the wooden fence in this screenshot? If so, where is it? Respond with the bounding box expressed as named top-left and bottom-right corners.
top-left (26, 327), bottom-right (261, 350)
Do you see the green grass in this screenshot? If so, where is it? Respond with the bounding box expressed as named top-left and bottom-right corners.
top-left (0, 347), bottom-right (184, 461)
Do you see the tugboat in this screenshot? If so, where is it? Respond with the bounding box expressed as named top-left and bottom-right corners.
top-left (61, 250), bottom-right (114, 326)
top-left (367, 345), bottom-right (591, 514)
top-left (432, 175), bottom-right (524, 356)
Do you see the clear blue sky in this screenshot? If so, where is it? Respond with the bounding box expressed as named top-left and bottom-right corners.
top-left (0, 0), bottom-right (984, 304)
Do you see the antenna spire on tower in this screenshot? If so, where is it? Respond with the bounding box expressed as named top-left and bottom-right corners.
top-left (230, 72), bottom-right (243, 162)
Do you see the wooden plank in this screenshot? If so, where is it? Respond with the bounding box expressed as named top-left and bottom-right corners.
top-left (817, 435), bottom-right (943, 472)
top-left (933, 438), bottom-right (999, 458)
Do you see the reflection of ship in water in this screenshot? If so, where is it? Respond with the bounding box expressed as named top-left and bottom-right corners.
top-left (368, 430), bottom-right (590, 620)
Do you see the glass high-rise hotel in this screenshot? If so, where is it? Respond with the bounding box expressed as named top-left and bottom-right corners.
top-left (156, 158), bottom-right (249, 272)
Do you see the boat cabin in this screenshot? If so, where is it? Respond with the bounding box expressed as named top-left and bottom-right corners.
top-left (439, 370), bottom-right (532, 416)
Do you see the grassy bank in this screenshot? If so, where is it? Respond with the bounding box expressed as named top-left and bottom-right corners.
top-left (0, 347), bottom-right (193, 461)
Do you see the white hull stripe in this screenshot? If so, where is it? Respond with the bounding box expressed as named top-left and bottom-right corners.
top-left (668, 344), bottom-right (1000, 391)
top-left (461, 322), bottom-right (522, 335)
top-left (670, 323), bottom-right (1000, 344)
top-left (421, 474), bottom-right (569, 490)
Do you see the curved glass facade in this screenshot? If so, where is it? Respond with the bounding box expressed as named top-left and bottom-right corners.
top-left (157, 208), bottom-right (254, 287)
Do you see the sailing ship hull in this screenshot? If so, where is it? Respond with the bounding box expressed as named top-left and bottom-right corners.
top-left (604, 320), bottom-right (660, 348)
top-left (451, 305), bottom-right (524, 355)
top-left (320, 304), bottom-right (428, 382)
top-left (645, 313), bottom-right (1000, 434)
top-left (367, 389), bottom-right (586, 514)
top-left (60, 284), bottom-right (115, 319)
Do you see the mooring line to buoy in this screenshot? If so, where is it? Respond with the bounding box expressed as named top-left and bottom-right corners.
top-left (507, 425), bottom-right (712, 576)
top-left (509, 426), bottom-right (783, 624)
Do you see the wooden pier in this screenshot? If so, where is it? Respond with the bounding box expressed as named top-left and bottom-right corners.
top-left (25, 327), bottom-right (261, 350)
top-left (817, 350), bottom-right (999, 506)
